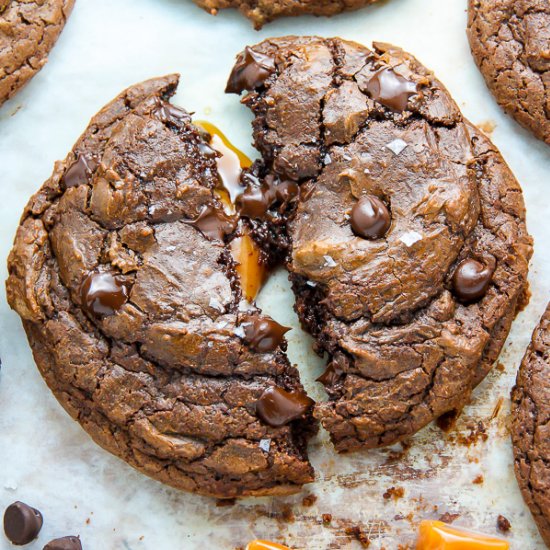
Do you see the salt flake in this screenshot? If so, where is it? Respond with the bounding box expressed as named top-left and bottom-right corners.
top-left (209, 297), bottom-right (225, 312)
top-left (386, 138), bottom-right (408, 155)
top-left (259, 438), bottom-right (271, 453)
top-left (400, 231), bottom-right (423, 247)
top-left (323, 255), bottom-right (337, 268)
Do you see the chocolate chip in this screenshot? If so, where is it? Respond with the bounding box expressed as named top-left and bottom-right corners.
top-left (316, 362), bottom-right (343, 386)
top-left (452, 259), bottom-right (494, 302)
top-left (43, 536), bottom-right (82, 550)
top-left (3, 501), bottom-right (43, 546)
top-left (240, 316), bottom-right (290, 352)
top-left (225, 47), bottom-right (276, 94)
top-left (80, 271), bottom-right (132, 317)
top-left (350, 195), bottom-right (391, 239)
top-left (237, 175), bottom-right (299, 220)
top-left (185, 204), bottom-right (237, 241)
top-left (366, 68), bottom-right (417, 112)
top-left (62, 154), bottom-right (97, 188)
top-left (153, 100), bottom-right (189, 124)
top-left (256, 386), bottom-right (314, 427)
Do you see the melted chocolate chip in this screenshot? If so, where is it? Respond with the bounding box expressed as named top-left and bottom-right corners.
top-left (3, 501), bottom-right (43, 545)
top-left (237, 175), bottom-right (299, 220)
top-left (62, 154), bottom-right (97, 188)
top-left (256, 386), bottom-right (314, 427)
top-left (43, 536), bottom-right (83, 550)
top-left (154, 101), bottom-right (189, 124)
top-left (366, 68), bottom-right (418, 112)
top-left (316, 362), bottom-right (343, 386)
top-left (240, 316), bottom-right (290, 352)
top-left (237, 185), bottom-right (271, 219)
top-left (226, 47), bottom-right (276, 94)
top-left (350, 195), bottom-right (391, 239)
top-left (452, 259), bottom-right (494, 302)
top-left (185, 204), bottom-right (237, 241)
top-left (80, 271), bottom-right (132, 317)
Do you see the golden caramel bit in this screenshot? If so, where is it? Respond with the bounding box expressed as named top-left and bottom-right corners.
top-left (246, 541), bottom-right (290, 550)
top-left (231, 230), bottom-right (266, 302)
top-left (416, 520), bottom-right (509, 549)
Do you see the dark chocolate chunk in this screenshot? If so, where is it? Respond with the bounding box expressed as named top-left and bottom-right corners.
top-left (185, 204), bottom-right (237, 241)
top-left (366, 68), bottom-right (417, 112)
top-left (317, 363), bottom-right (343, 386)
top-left (237, 175), bottom-right (298, 220)
top-left (43, 536), bottom-right (82, 550)
top-left (350, 195), bottom-right (391, 239)
top-left (452, 259), bottom-right (494, 303)
top-left (240, 316), bottom-right (290, 352)
top-left (3, 501), bottom-right (43, 546)
top-left (80, 271), bottom-right (132, 317)
top-left (256, 386), bottom-right (314, 427)
top-left (226, 47), bottom-right (276, 94)
top-left (61, 154), bottom-right (97, 188)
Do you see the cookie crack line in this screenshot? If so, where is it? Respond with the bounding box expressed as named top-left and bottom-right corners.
top-left (226, 35), bottom-right (532, 453)
top-left (6, 74), bottom-right (317, 499)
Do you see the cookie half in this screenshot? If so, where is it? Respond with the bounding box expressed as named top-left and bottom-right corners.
top-left (467, 0), bottom-right (550, 144)
top-left (193, 0), bottom-right (379, 29)
top-left (0, 0), bottom-right (75, 107)
top-left (6, 75), bottom-right (316, 498)
top-left (228, 37), bottom-right (533, 452)
top-left (512, 303), bottom-right (550, 546)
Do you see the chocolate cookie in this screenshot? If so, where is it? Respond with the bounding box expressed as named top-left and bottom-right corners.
top-left (0, 0), bottom-right (75, 107)
top-left (193, 0), bottom-right (379, 29)
top-left (512, 303), bottom-right (550, 546)
top-left (5, 75), bottom-right (316, 498)
top-left (467, 0), bottom-right (550, 144)
top-left (228, 37), bottom-right (533, 452)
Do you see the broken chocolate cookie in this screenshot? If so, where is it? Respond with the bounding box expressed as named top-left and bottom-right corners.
top-left (467, 0), bottom-right (550, 144)
top-left (0, 0), bottom-right (75, 107)
top-left (193, 0), bottom-right (380, 29)
top-left (5, 75), bottom-right (316, 498)
top-left (511, 302), bottom-right (550, 546)
top-left (229, 36), bottom-right (533, 452)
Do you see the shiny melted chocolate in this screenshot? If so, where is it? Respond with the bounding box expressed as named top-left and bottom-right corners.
top-left (240, 315), bottom-right (290, 352)
top-left (80, 271), bottom-right (132, 317)
top-left (237, 174), bottom-right (298, 220)
top-left (226, 47), bottom-right (276, 94)
top-left (451, 258), bottom-right (494, 303)
top-left (350, 195), bottom-right (391, 239)
top-left (255, 386), bottom-right (314, 428)
top-left (366, 67), bottom-right (418, 112)
top-left (185, 204), bottom-right (238, 241)
top-left (62, 154), bottom-right (98, 188)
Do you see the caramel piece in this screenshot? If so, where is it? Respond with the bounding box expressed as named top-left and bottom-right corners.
top-left (417, 520), bottom-right (509, 549)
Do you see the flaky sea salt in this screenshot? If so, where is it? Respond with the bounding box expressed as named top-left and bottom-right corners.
top-left (386, 138), bottom-right (408, 155)
top-left (209, 297), bottom-right (225, 312)
top-left (400, 231), bottom-right (423, 247)
top-left (306, 280), bottom-right (317, 287)
top-left (233, 325), bottom-right (246, 339)
top-left (323, 255), bottom-right (337, 268)
top-left (259, 438), bottom-right (271, 453)
top-left (324, 154), bottom-right (332, 165)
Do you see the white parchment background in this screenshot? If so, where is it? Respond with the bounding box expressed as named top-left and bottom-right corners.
top-left (1, 0), bottom-right (549, 548)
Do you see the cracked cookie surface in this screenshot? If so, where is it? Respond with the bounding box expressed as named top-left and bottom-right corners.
top-left (229, 36), bottom-right (533, 452)
top-left (467, 0), bottom-right (550, 144)
top-left (193, 0), bottom-right (379, 29)
top-left (0, 0), bottom-right (74, 107)
top-left (512, 303), bottom-right (550, 547)
top-left (5, 75), bottom-right (316, 498)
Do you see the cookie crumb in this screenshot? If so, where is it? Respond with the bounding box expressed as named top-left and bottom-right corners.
top-left (322, 513), bottom-right (332, 525)
top-left (302, 494), bottom-right (317, 507)
top-left (497, 515), bottom-right (511, 533)
top-left (472, 474), bottom-right (484, 485)
top-left (383, 486), bottom-right (405, 501)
